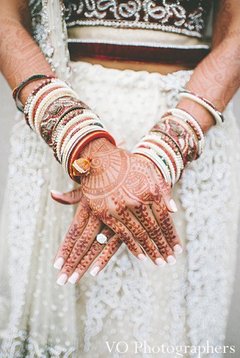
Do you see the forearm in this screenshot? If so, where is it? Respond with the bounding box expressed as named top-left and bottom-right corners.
top-left (133, 2), bottom-right (240, 186)
top-left (0, 7), bottom-right (55, 106)
top-left (177, 0), bottom-right (240, 132)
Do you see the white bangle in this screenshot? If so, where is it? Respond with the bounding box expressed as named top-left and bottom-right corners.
top-left (62, 124), bottom-right (105, 166)
top-left (60, 119), bottom-right (104, 162)
top-left (27, 80), bottom-right (70, 129)
top-left (55, 111), bottom-right (100, 161)
top-left (137, 141), bottom-right (176, 185)
top-left (133, 147), bottom-right (172, 184)
top-left (142, 134), bottom-right (184, 183)
top-left (166, 108), bottom-right (205, 156)
top-left (179, 91), bottom-right (224, 126)
top-left (34, 87), bottom-right (78, 134)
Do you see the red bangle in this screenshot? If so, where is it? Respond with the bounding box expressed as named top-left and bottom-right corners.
top-left (68, 130), bottom-right (116, 180)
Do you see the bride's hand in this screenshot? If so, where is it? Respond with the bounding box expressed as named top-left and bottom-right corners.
top-left (80, 138), bottom-right (181, 262)
top-left (52, 138), bottom-right (182, 283)
top-left (51, 192), bottom-right (122, 285)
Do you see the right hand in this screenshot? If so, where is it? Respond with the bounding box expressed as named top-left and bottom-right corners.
top-left (51, 138), bottom-right (182, 283)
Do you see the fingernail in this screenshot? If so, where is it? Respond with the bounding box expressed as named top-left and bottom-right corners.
top-left (68, 272), bottom-right (79, 284)
top-left (51, 190), bottom-right (63, 196)
top-left (90, 266), bottom-right (100, 277)
top-left (53, 257), bottom-right (64, 270)
top-left (169, 199), bottom-right (178, 212)
top-left (138, 254), bottom-right (147, 261)
top-left (173, 244), bottom-right (183, 255)
top-left (155, 257), bottom-right (166, 267)
top-left (56, 273), bottom-right (68, 286)
top-left (167, 255), bottom-right (176, 265)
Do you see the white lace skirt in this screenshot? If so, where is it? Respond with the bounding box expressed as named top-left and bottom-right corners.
top-left (0, 61), bottom-right (240, 358)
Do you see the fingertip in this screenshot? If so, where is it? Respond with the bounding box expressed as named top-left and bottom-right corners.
top-left (173, 244), bottom-right (183, 255)
top-left (53, 257), bottom-right (64, 270)
top-left (56, 273), bottom-right (68, 286)
top-left (50, 190), bottom-right (70, 205)
top-left (90, 265), bottom-right (100, 277)
top-left (137, 253), bottom-right (147, 261)
top-left (51, 190), bottom-right (64, 197)
top-left (168, 199), bottom-right (178, 213)
top-left (68, 272), bottom-right (80, 284)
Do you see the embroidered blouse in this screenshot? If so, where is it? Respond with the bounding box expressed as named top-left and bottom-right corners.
top-left (63, 0), bottom-right (212, 39)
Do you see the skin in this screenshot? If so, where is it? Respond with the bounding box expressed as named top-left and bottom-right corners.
top-left (53, 138), bottom-right (181, 283)
top-left (0, 1), bottom-right (240, 283)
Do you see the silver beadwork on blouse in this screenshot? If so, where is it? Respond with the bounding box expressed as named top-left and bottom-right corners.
top-left (63, 0), bottom-right (210, 38)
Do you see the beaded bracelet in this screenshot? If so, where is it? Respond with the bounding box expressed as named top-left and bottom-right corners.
top-left (40, 96), bottom-right (90, 145)
top-left (34, 89), bottom-right (80, 135)
top-left (52, 109), bottom-right (86, 162)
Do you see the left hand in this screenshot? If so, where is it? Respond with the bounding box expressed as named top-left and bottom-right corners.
top-left (51, 191), bottom-right (122, 285)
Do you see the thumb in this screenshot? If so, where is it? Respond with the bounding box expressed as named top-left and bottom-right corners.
top-left (50, 188), bottom-right (83, 205)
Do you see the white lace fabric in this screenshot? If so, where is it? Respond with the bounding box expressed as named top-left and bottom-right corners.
top-left (0, 60), bottom-right (240, 358)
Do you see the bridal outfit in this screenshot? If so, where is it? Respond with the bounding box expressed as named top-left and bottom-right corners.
top-left (0, 1), bottom-right (240, 357)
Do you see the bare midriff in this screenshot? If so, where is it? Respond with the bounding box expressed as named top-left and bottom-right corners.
top-left (67, 27), bottom-right (207, 74)
top-left (70, 56), bottom-right (193, 74)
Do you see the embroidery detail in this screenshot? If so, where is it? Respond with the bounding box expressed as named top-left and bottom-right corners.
top-left (63, 0), bottom-right (211, 38)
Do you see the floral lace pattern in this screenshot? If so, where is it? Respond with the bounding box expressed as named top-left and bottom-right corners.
top-left (63, 0), bottom-right (211, 38)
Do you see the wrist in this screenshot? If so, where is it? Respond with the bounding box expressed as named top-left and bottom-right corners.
top-left (69, 137), bottom-right (116, 181)
top-left (19, 75), bottom-right (54, 106)
top-left (80, 137), bottom-right (115, 158)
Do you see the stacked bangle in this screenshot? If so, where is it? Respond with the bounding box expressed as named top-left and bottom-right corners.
top-left (12, 74), bottom-right (56, 112)
top-left (23, 76), bottom-right (116, 181)
top-left (133, 107), bottom-right (205, 186)
top-left (179, 90), bottom-right (224, 126)
top-left (162, 108), bottom-right (205, 158)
